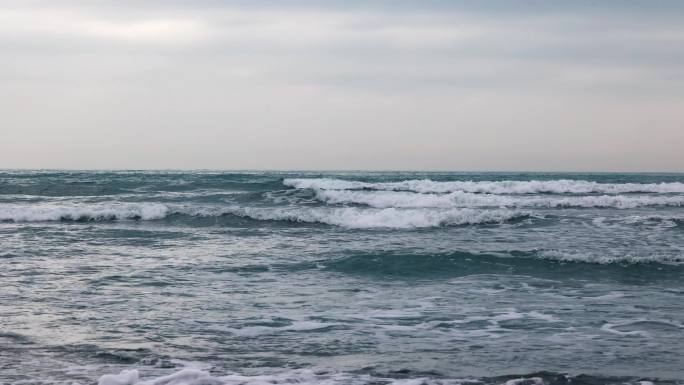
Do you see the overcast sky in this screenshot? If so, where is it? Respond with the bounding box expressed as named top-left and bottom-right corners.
top-left (1, 1), bottom-right (683, 171)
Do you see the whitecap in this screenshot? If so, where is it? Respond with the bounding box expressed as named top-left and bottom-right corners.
top-left (313, 189), bottom-right (684, 209)
top-left (284, 178), bottom-right (684, 194)
top-left (537, 250), bottom-right (684, 265)
top-left (504, 378), bottom-right (544, 385)
top-left (227, 206), bottom-right (529, 229)
top-left (226, 321), bottom-right (337, 337)
top-left (601, 323), bottom-right (651, 338)
top-left (0, 203), bottom-right (169, 222)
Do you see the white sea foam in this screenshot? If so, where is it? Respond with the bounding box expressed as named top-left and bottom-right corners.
top-left (538, 250), bottom-right (684, 264)
top-left (228, 206), bottom-right (528, 229)
top-left (100, 369), bottom-right (140, 385)
top-left (284, 178), bottom-right (684, 194)
top-left (527, 311), bottom-right (559, 322)
top-left (584, 291), bottom-right (625, 301)
top-left (0, 203), bottom-right (169, 222)
top-left (98, 368), bottom-right (479, 385)
top-left (227, 321), bottom-right (337, 337)
top-left (314, 189), bottom-right (684, 209)
top-left (621, 214), bottom-right (684, 226)
top-left (504, 378), bottom-right (544, 385)
top-left (601, 323), bottom-right (651, 338)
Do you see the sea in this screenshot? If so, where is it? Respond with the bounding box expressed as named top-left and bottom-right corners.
top-left (1, 170), bottom-right (683, 385)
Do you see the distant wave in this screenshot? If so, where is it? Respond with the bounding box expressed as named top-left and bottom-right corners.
top-left (314, 189), bottom-right (684, 209)
top-left (284, 178), bottom-right (684, 194)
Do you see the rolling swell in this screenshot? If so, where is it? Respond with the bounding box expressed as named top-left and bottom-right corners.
top-left (0, 203), bottom-right (169, 222)
top-left (314, 189), bottom-right (684, 209)
top-left (322, 250), bottom-right (684, 279)
top-left (0, 202), bottom-right (530, 229)
top-left (59, 249), bottom-right (684, 281)
top-left (284, 178), bottom-right (684, 194)
top-left (0, 171), bottom-right (285, 197)
top-left (226, 206), bottom-right (530, 229)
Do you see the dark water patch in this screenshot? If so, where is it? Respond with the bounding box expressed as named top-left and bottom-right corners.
top-left (0, 182), bottom-right (131, 197)
top-left (242, 317), bottom-right (295, 328)
top-left (322, 250), bottom-right (684, 283)
top-left (87, 273), bottom-right (190, 288)
top-left (213, 212), bottom-right (328, 228)
top-left (197, 260), bottom-right (320, 275)
top-left (1, 214), bottom-right (148, 223)
top-left (88, 274), bottom-right (135, 288)
top-left (486, 372), bottom-right (674, 385)
top-left (93, 350), bottom-right (146, 364)
top-left (0, 171), bottom-right (288, 197)
top-left (0, 331), bottom-right (33, 345)
top-left (213, 264), bottom-right (271, 273)
top-left (352, 369), bottom-right (680, 385)
top-left (45, 344), bottom-right (158, 366)
top-left (132, 278), bottom-right (178, 288)
top-left (323, 251), bottom-right (510, 278)
top-left (161, 211), bottom-right (326, 229)
top-left (81, 227), bottom-right (193, 246)
top-left (138, 356), bottom-right (182, 369)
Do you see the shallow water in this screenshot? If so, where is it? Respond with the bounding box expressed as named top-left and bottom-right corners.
top-left (1, 171), bottom-right (683, 384)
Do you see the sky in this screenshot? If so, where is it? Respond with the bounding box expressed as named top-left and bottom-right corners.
top-left (1, 0), bottom-right (683, 171)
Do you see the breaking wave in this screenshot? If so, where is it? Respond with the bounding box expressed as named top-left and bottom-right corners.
top-left (285, 178), bottom-right (684, 194)
top-left (226, 206), bottom-right (529, 229)
top-left (314, 189), bottom-right (684, 209)
top-left (0, 203), bottom-right (169, 222)
top-left (0, 203), bottom-right (528, 229)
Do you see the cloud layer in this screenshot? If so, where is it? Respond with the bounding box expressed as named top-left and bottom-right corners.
top-left (1, 1), bottom-right (683, 170)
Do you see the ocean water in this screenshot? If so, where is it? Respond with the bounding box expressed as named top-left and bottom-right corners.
top-left (1, 170), bottom-right (684, 385)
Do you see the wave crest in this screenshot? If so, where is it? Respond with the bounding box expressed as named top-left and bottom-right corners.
top-left (314, 189), bottom-right (684, 209)
top-left (0, 203), bottom-right (169, 222)
top-left (228, 206), bottom-right (530, 229)
top-left (0, 203), bottom-right (529, 229)
top-left (284, 178), bottom-right (684, 194)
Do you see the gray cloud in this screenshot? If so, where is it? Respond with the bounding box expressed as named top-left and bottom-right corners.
top-left (1, 1), bottom-right (683, 170)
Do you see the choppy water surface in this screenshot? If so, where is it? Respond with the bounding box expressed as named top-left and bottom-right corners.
top-left (1, 171), bottom-right (683, 385)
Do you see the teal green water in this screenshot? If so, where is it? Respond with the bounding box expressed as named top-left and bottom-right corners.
top-left (1, 171), bottom-right (683, 385)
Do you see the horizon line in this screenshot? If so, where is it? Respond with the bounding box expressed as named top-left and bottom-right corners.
top-left (2, 168), bottom-right (684, 174)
